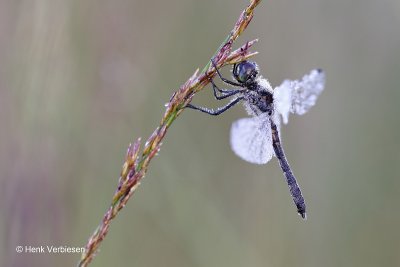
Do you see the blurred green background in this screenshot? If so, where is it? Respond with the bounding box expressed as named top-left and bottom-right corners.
top-left (1, 0), bottom-right (400, 266)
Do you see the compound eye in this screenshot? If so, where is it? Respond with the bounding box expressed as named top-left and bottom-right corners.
top-left (233, 61), bottom-right (258, 83)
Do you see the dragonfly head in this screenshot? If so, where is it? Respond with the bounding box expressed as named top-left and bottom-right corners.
top-left (233, 61), bottom-right (259, 85)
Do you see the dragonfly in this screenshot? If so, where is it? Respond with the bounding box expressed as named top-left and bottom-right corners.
top-left (186, 60), bottom-right (325, 219)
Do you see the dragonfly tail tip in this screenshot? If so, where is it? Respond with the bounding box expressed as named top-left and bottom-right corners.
top-left (299, 211), bottom-right (307, 220)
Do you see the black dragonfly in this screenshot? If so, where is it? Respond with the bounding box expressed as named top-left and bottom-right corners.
top-left (187, 60), bottom-right (325, 219)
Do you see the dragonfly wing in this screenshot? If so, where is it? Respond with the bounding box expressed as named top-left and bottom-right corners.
top-left (274, 69), bottom-right (325, 124)
top-left (230, 116), bottom-right (273, 164)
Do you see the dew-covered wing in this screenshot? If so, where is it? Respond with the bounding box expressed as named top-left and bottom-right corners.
top-left (230, 116), bottom-right (273, 164)
top-left (274, 69), bottom-right (325, 124)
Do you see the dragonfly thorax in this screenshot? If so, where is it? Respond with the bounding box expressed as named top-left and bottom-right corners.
top-left (242, 87), bottom-right (274, 116)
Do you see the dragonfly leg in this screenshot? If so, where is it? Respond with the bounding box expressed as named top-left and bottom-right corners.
top-left (209, 78), bottom-right (242, 100)
top-left (186, 97), bottom-right (242, 116)
top-left (211, 59), bottom-right (243, 87)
